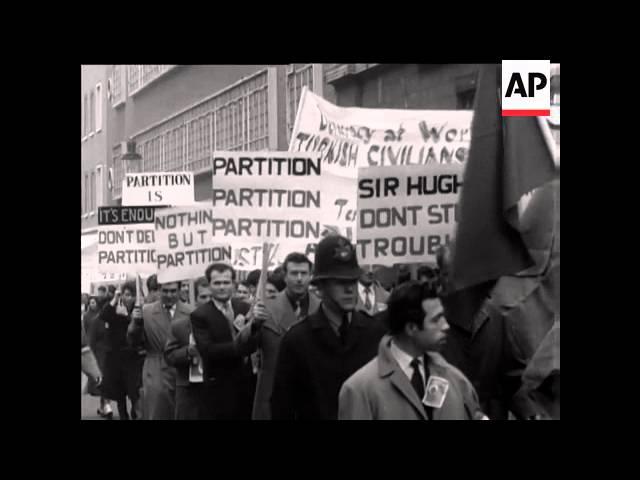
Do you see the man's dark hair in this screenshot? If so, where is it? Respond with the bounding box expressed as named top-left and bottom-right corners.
top-left (205, 263), bottom-right (236, 283)
top-left (239, 280), bottom-right (251, 290)
top-left (386, 280), bottom-right (440, 335)
top-left (417, 265), bottom-right (437, 281)
top-left (122, 280), bottom-right (137, 296)
top-left (195, 276), bottom-right (210, 294)
top-left (97, 286), bottom-right (107, 294)
top-left (146, 274), bottom-right (159, 292)
top-left (108, 285), bottom-right (117, 294)
top-left (396, 266), bottom-right (411, 287)
top-left (246, 269), bottom-right (261, 287)
top-left (268, 271), bottom-right (286, 292)
top-left (283, 252), bottom-right (312, 273)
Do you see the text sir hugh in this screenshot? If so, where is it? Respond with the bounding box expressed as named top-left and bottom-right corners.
top-left (359, 174), bottom-right (463, 199)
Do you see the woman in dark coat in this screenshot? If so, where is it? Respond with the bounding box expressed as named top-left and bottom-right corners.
top-left (101, 281), bottom-right (145, 420)
top-left (83, 297), bottom-right (113, 418)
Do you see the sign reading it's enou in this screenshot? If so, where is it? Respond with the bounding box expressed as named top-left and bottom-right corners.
top-left (97, 206), bottom-right (159, 276)
top-left (501, 60), bottom-right (551, 117)
top-left (122, 172), bottom-right (195, 206)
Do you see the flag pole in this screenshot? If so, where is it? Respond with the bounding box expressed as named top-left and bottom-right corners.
top-left (255, 242), bottom-right (271, 303)
top-left (189, 278), bottom-right (196, 306)
top-left (135, 272), bottom-right (142, 307)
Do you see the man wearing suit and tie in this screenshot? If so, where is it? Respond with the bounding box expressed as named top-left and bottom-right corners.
top-left (164, 277), bottom-right (212, 420)
top-left (339, 281), bottom-right (485, 420)
top-left (236, 252), bottom-right (320, 420)
top-left (190, 263), bottom-right (256, 420)
top-left (356, 269), bottom-right (390, 316)
top-left (128, 280), bottom-right (193, 420)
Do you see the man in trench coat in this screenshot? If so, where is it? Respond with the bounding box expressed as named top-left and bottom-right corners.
top-left (339, 281), bottom-right (484, 420)
top-left (128, 281), bottom-right (193, 420)
top-left (236, 252), bottom-right (321, 419)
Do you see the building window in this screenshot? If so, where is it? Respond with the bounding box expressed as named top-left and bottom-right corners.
top-left (456, 71), bottom-right (478, 110)
top-left (456, 89), bottom-right (475, 109)
top-left (110, 65), bottom-right (124, 106)
top-left (84, 174), bottom-right (89, 213)
top-left (112, 144), bottom-right (123, 199)
top-left (96, 166), bottom-right (104, 208)
top-left (95, 83), bottom-right (103, 132)
top-left (111, 68), bottom-right (270, 199)
top-left (127, 65), bottom-right (176, 97)
top-left (128, 65), bottom-right (141, 95)
top-left (286, 64), bottom-right (314, 143)
top-left (90, 90), bottom-right (95, 134)
top-left (90, 172), bottom-right (95, 212)
top-left (84, 94), bottom-right (89, 137)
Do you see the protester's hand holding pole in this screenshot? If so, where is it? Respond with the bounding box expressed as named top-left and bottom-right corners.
top-left (132, 304), bottom-right (143, 325)
top-left (250, 242), bottom-right (272, 333)
top-left (133, 273), bottom-right (143, 325)
top-left (111, 289), bottom-right (121, 307)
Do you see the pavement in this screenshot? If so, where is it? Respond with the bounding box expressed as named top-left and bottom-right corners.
top-left (81, 373), bottom-right (123, 420)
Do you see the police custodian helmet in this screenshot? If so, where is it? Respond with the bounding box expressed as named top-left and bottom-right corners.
top-left (311, 235), bottom-right (362, 285)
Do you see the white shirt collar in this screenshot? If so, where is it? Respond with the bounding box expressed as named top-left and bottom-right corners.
top-left (358, 282), bottom-right (374, 302)
top-left (389, 339), bottom-right (425, 383)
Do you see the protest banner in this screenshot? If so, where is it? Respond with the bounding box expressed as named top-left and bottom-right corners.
top-left (288, 87), bottom-right (473, 244)
top-left (97, 206), bottom-right (158, 276)
top-left (289, 87), bottom-right (473, 177)
top-left (211, 153), bottom-right (325, 243)
top-left (122, 172), bottom-right (195, 206)
top-left (154, 204), bottom-right (305, 283)
top-left (356, 164), bottom-right (463, 266)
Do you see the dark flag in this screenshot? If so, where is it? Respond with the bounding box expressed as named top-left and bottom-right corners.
top-left (451, 64), bottom-right (558, 291)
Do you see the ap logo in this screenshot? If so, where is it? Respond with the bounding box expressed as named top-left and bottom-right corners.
top-left (501, 60), bottom-right (551, 116)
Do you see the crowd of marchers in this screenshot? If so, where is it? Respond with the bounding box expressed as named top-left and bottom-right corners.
top-left (81, 234), bottom-right (558, 420)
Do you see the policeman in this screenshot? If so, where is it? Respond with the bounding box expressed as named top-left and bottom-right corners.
top-left (270, 235), bottom-right (387, 420)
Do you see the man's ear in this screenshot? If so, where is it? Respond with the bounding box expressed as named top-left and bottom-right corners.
top-left (404, 322), bottom-right (417, 337)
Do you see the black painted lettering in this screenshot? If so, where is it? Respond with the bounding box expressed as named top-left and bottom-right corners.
top-left (428, 205), bottom-right (443, 224)
top-left (359, 179), bottom-right (375, 199)
top-left (374, 238), bottom-right (389, 257)
top-left (418, 122), bottom-right (446, 143)
top-left (213, 157), bottom-right (227, 175)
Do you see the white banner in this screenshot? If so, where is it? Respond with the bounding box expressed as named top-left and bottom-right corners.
top-left (289, 87), bottom-right (473, 178)
top-left (211, 153), bottom-right (324, 244)
top-left (154, 204), bottom-right (320, 283)
top-left (122, 172), bottom-right (196, 206)
top-left (97, 224), bottom-right (157, 275)
top-left (357, 164), bottom-right (463, 266)
top-left (289, 88), bottom-right (473, 254)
